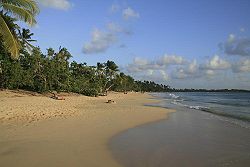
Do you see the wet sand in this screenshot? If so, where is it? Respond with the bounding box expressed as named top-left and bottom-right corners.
top-left (110, 108), bottom-right (250, 167)
top-left (0, 90), bottom-right (173, 167)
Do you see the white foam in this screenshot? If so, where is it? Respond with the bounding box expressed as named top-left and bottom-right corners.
top-left (169, 93), bottom-right (179, 99)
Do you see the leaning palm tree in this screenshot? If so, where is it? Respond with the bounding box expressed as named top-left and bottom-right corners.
top-left (0, 0), bottom-right (39, 59)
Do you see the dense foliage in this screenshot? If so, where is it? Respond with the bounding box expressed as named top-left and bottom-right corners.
top-left (0, 2), bottom-right (170, 96)
top-left (0, 0), bottom-right (39, 59)
top-left (0, 44), bottom-right (171, 96)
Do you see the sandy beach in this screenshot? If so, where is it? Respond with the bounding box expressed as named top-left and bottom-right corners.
top-left (0, 90), bottom-right (173, 167)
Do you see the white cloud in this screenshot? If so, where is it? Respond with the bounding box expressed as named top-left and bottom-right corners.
top-left (106, 22), bottom-right (132, 35)
top-left (233, 59), bottom-right (250, 73)
top-left (147, 70), bottom-right (169, 82)
top-left (221, 34), bottom-right (250, 57)
top-left (187, 60), bottom-right (198, 74)
top-left (83, 22), bottom-right (132, 54)
top-left (138, 70), bottom-right (169, 82)
top-left (171, 60), bottom-right (200, 79)
top-left (205, 69), bottom-right (215, 76)
top-left (125, 54), bottom-right (187, 82)
top-left (171, 55), bottom-right (233, 80)
top-left (38, 0), bottom-right (72, 10)
top-left (124, 52), bottom-right (250, 89)
top-left (171, 54), bottom-right (247, 81)
top-left (203, 55), bottom-right (231, 70)
top-left (160, 70), bottom-right (169, 80)
top-left (126, 64), bottom-right (142, 73)
top-left (146, 69), bottom-right (154, 76)
top-left (172, 68), bottom-right (188, 79)
top-left (107, 22), bottom-right (123, 33)
top-left (83, 29), bottom-right (116, 54)
top-left (122, 7), bottom-right (140, 20)
top-left (128, 55), bottom-right (231, 82)
top-left (134, 57), bottom-right (148, 66)
top-left (157, 54), bottom-right (186, 66)
top-left (126, 54), bottom-right (186, 73)
top-left (126, 59), bottom-right (161, 73)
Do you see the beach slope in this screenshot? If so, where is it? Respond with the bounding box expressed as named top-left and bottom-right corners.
top-left (0, 90), bottom-right (173, 167)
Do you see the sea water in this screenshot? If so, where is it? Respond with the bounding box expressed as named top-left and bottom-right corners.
top-left (110, 92), bottom-right (250, 167)
top-left (150, 92), bottom-right (250, 128)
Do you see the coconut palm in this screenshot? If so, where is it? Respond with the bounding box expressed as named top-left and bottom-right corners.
top-left (0, 0), bottom-right (39, 59)
top-left (18, 28), bottom-right (36, 50)
top-left (103, 60), bottom-right (119, 94)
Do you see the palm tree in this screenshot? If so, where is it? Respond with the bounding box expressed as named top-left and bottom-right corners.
top-left (103, 60), bottom-right (119, 94)
top-left (18, 28), bottom-right (36, 50)
top-left (105, 60), bottom-right (119, 79)
top-left (0, 0), bottom-right (39, 59)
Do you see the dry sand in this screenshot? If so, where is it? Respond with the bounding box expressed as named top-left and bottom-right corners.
top-left (0, 90), bottom-right (173, 167)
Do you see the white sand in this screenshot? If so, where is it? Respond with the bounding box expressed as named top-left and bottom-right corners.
top-left (0, 90), bottom-right (173, 167)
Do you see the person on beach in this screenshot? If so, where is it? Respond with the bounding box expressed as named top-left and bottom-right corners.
top-left (52, 93), bottom-right (65, 100)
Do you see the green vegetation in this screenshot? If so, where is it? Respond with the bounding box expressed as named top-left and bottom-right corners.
top-left (0, 43), bottom-right (170, 96)
top-left (0, 44), bottom-right (171, 95)
top-left (0, 0), bottom-right (39, 59)
top-left (0, 0), bottom-right (170, 95)
top-left (0, 5), bottom-right (170, 96)
top-left (1, 1), bottom-right (247, 95)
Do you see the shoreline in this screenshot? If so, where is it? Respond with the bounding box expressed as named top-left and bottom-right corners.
top-left (109, 105), bottom-right (250, 167)
top-left (0, 90), bottom-right (174, 167)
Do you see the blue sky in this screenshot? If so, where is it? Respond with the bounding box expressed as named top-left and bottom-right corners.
top-left (30, 0), bottom-right (250, 89)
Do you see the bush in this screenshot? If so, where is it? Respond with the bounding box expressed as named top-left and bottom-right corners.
top-left (81, 88), bottom-right (99, 97)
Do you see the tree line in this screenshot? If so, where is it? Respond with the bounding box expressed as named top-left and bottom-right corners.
top-left (0, 43), bottom-right (171, 96)
top-left (4, 1), bottom-right (246, 94)
top-left (0, 0), bottom-right (171, 96)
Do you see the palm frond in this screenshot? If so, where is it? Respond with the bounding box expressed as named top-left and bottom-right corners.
top-left (27, 39), bottom-right (36, 42)
top-left (0, 15), bottom-right (20, 59)
top-left (2, 3), bottom-right (36, 25)
top-left (24, 40), bottom-right (36, 51)
top-left (2, 0), bottom-right (39, 15)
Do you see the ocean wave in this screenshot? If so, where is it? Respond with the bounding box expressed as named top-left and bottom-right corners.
top-left (170, 100), bottom-right (250, 122)
top-left (188, 105), bottom-right (210, 111)
top-left (202, 109), bottom-right (250, 122)
top-left (170, 100), bottom-right (209, 111)
top-left (171, 100), bottom-right (184, 105)
top-left (168, 93), bottom-right (180, 99)
top-left (208, 101), bottom-right (250, 107)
